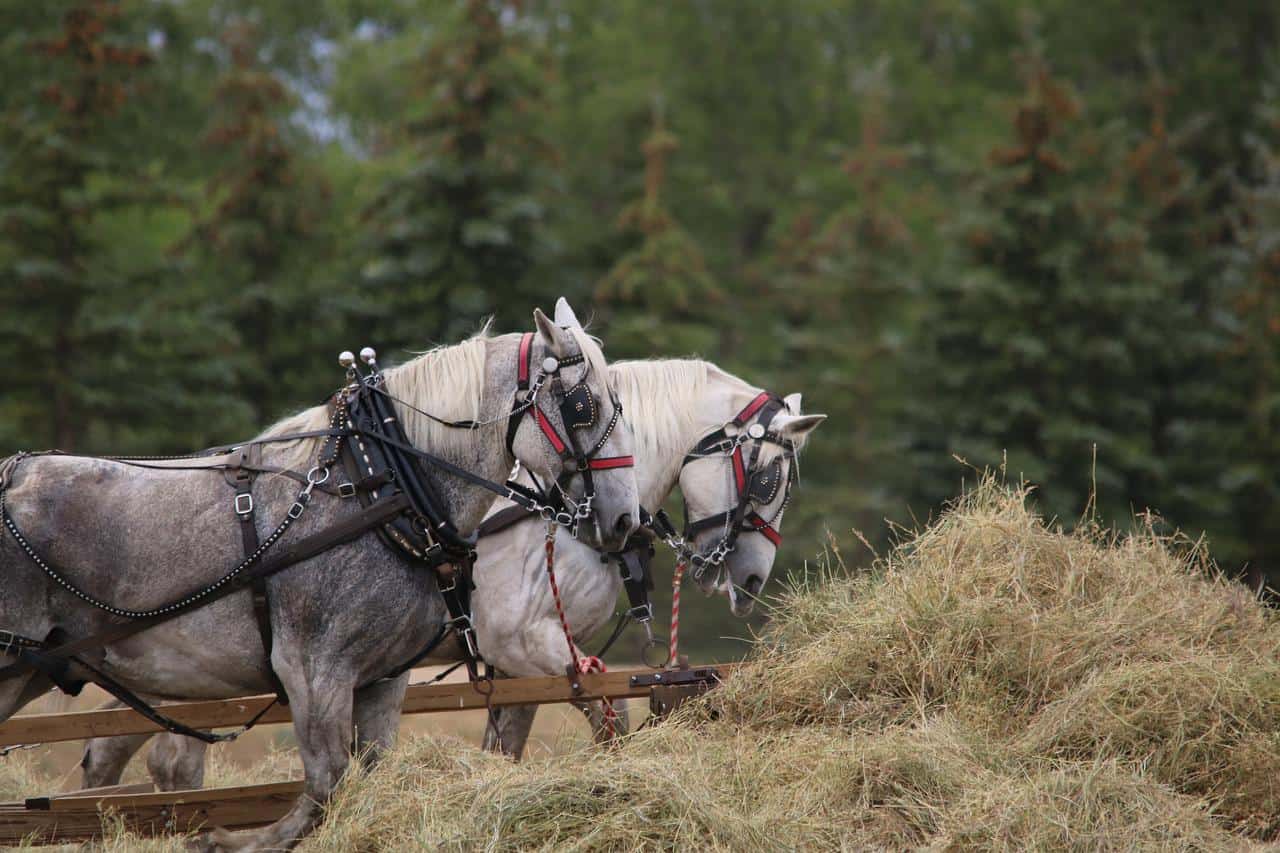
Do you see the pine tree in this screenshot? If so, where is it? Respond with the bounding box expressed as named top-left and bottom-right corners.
top-left (595, 101), bottom-right (721, 357)
top-left (361, 0), bottom-right (554, 352)
top-left (178, 18), bottom-right (332, 425)
top-left (0, 2), bottom-right (258, 455)
top-left (908, 50), bottom-right (1187, 525)
top-left (760, 88), bottom-right (915, 534)
top-left (1220, 86), bottom-right (1280, 589)
top-left (0, 2), bottom-right (156, 450)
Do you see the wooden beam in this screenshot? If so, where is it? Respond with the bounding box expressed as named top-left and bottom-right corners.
top-left (0, 665), bottom-right (733, 747)
top-left (0, 782), bottom-right (302, 845)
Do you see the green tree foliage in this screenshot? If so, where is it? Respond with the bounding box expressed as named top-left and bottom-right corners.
top-left (0, 1), bottom-right (231, 452)
top-left (178, 18), bottom-right (333, 426)
top-left (760, 88), bottom-right (917, 534)
top-left (908, 52), bottom-right (1204, 526)
top-left (596, 103), bottom-right (721, 356)
top-left (1220, 89), bottom-right (1280, 584)
top-left (360, 0), bottom-right (556, 354)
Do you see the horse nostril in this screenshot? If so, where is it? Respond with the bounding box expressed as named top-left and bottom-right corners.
top-left (744, 575), bottom-right (764, 596)
top-left (614, 513), bottom-right (633, 537)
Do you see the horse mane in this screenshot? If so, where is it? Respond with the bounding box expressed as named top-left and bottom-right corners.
top-left (606, 359), bottom-right (715, 460)
top-left (608, 358), bottom-right (815, 460)
top-left (259, 329), bottom-right (495, 471)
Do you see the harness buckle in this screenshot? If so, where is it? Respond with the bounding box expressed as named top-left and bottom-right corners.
top-left (627, 602), bottom-right (654, 623)
top-left (338, 482), bottom-right (357, 499)
top-left (287, 500), bottom-right (306, 520)
top-left (446, 614), bottom-right (479, 659)
top-left (234, 493), bottom-right (254, 516)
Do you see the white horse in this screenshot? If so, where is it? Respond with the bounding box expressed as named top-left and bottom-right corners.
top-left (79, 358), bottom-right (823, 784)
top-left (474, 359), bottom-right (824, 754)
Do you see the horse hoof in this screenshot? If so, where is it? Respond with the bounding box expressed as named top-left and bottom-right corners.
top-left (186, 833), bottom-right (219, 853)
top-left (186, 827), bottom-right (244, 853)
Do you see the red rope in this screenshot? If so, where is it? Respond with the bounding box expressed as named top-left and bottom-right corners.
top-left (668, 559), bottom-right (686, 666)
top-left (544, 526), bottom-right (618, 737)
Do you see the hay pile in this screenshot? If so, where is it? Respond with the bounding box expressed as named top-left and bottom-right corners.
top-left (307, 481), bottom-right (1280, 851)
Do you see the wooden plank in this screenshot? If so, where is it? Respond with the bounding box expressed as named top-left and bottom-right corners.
top-left (0, 695), bottom-right (286, 747)
top-left (23, 781), bottom-right (154, 809)
top-left (0, 664), bottom-right (735, 747)
top-left (0, 782), bottom-right (302, 845)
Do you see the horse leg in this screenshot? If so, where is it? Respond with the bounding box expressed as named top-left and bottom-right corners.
top-left (351, 673), bottom-right (408, 768)
top-left (82, 701), bottom-right (209, 791)
top-left (81, 700), bottom-right (153, 788)
top-left (574, 698), bottom-right (630, 745)
top-left (482, 701), bottom-right (538, 760)
top-left (194, 662), bottom-right (356, 852)
top-left (0, 669), bottom-right (51, 724)
top-left (147, 732), bottom-right (208, 791)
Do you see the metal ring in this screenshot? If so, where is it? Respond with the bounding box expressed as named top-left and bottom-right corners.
top-left (306, 466), bottom-right (331, 486)
top-left (641, 638), bottom-right (671, 669)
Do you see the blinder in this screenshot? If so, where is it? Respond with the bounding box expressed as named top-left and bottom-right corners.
top-left (559, 381), bottom-right (598, 430)
top-left (746, 457), bottom-right (784, 505)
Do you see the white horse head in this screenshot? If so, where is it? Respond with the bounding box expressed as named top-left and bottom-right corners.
top-left (609, 360), bottom-right (825, 617)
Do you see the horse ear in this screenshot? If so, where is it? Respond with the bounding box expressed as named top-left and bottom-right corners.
top-left (783, 392), bottom-right (803, 413)
top-left (553, 297), bottom-right (584, 330)
top-left (772, 412), bottom-right (826, 441)
top-left (534, 307), bottom-right (571, 358)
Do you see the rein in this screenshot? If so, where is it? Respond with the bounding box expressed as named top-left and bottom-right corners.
top-left (542, 522), bottom-right (619, 737)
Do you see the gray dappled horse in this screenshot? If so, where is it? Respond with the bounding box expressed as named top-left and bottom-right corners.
top-left (81, 358), bottom-right (824, 784)
top-left (0, 304), bottom-right (639, 852)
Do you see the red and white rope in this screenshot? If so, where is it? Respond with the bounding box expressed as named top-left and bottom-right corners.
top-left (544, 527), bottom-right (618, 736)
top-left (668, 559), bottom-right (686, 666)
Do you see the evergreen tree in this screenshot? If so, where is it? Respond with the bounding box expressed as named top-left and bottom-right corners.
top-left (908, 50), bottom-right (1188, 525)
top-left (360, 0), bottom-right (555, 352)
top-left (0, 2), bottom-right (165, 450)
top-left (178, 18), bottom-right (332, 426)
top-left (595, 101), bottom-right (721, 357)
top-left (1220, 87), bottom-right (1280, 589)
top-left (759, 88), bottom-right (916, 535)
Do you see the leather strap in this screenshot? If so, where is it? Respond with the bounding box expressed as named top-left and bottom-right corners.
top-left (232, 469), bottom-right (289, 706)
top-left (0, 493), bottom-right (411, 684)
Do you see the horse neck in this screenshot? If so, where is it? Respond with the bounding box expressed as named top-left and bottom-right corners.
top-left (625, 363), bottom-right (765, 510)
top-left (378, 334), bottom-right (520, 534)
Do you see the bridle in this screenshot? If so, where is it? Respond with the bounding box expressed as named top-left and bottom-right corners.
top-left (654, 391), bottom-right (796, 583)
top-left (504, 331), bottom-right (634, 536)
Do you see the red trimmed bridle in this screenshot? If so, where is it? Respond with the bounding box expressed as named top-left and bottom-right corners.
top-left (673, 391), bottom-right (796, 578)
top-left (504, 332), bottom-right (634, 533)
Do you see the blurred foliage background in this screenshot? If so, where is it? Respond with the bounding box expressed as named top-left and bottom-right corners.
top-left (2, 0), bottom-right (1279, 658)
